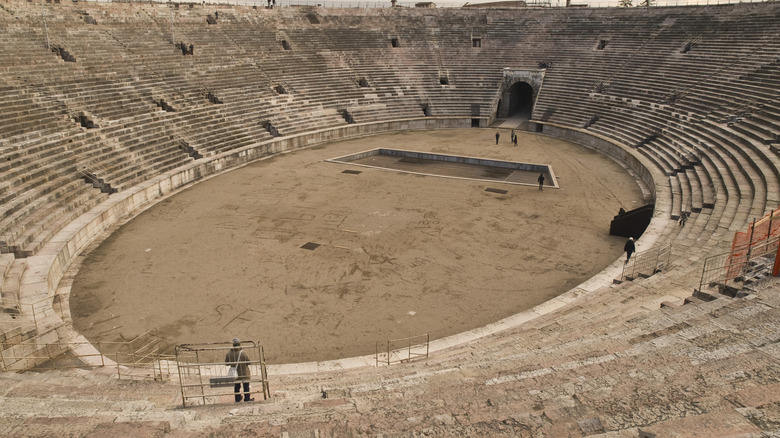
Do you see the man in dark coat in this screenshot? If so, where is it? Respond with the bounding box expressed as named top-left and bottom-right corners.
top-left (624, 237), bottom-right (635, 264)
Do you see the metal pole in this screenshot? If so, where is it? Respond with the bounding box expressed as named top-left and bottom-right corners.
top-left (620, 260), bottom-right (626, 282)
top-left (745, 218), bottom-right (756, 269)
top-left (260, 345), bottom-right (270, 399)
top-left (196, 350), bottom-right (206, 406)
top-left (176, 347), bottom-right (187, 408)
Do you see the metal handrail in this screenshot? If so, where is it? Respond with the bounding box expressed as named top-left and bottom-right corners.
top-left (619, 242), bottom-right (671, 282)
top-left (376, 333), bottom-right (430, 366)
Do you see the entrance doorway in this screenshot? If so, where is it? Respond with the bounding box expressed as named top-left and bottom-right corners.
top-left (507, 82), bottom-right (534, 119)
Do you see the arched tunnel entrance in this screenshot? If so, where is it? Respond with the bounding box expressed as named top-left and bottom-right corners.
top-left (507, 82), bottom-right (534, 119)
top-left (496, 80), bottom-right (537, 121)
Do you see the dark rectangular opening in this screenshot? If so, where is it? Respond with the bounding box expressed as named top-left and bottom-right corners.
top-left (263, 121), bottom-right (280, 137)
top-left (206, 91), bottom-right (222, 105)
top-left (339, 109), bottom-right (355, 124)
top-left (439, 77), bottom-right (449, 85)
top-left (471, 118), bottom-right (480, 127)
top-left (52, 46), bottom-right (76, 62)
top-left (154, 99), bottom-right (175, 112)
top-left (472, 38), bottom-right (482, 48)
top-left (391, 38), bottom-right (399, 47)
top-left (74, 114), bottom-right (97, 129)
top-left (596, 39), bottom-right (608, 50)
top-left (280, 40), bottom-right (292, 51)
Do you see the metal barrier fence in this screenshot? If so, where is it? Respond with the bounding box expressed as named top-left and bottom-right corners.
top-left (699, 235), bottom-right (780, 292)
top-left (376, 333), bottom-right (429, 366)
top-left (175, 341), bottom-right (270, 407)
top-left (618, 243), bottom-right (671, 283)
top-left (0, 329), bottom-right (173, 380)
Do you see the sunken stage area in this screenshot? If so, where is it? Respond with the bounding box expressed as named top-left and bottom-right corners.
top-left (1, 0), bottom-right (780, 436)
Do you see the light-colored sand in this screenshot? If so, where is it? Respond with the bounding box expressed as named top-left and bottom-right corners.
top-left (70, 128), bottom-right (646, 364)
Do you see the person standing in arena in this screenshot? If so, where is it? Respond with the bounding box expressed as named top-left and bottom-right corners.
top-left (225, 338), bottom-right (254, 402)
top-left (537, 173), bottom-right (545, 190)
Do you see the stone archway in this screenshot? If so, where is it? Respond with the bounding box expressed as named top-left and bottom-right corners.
top-left (506, 82), bottom-right (534, 118)
top-left (495, 69), bottom-right (545, 120)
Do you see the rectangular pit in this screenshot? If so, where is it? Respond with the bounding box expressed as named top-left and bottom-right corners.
top-left (328, 148), bottom-right (557, 188)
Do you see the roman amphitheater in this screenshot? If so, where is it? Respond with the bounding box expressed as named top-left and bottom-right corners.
top-left (1, 0), bottom-right (779, 436)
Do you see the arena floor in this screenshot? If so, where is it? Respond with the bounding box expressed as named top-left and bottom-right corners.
top-left (69, 128), bottom-right (646, 364)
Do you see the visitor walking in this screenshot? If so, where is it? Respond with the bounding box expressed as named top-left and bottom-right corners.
top-left (624, 237), bottom-right (635, 264)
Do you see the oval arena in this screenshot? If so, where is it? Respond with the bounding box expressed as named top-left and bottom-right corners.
top-left (1, 1), bottom-right (779, 436)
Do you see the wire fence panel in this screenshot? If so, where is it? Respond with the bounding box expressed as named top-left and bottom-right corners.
top-left (700, 235), bottom-right (780, 292)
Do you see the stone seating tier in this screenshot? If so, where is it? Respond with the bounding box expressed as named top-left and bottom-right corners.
top-left (1, 1), bottom-right (780, 433)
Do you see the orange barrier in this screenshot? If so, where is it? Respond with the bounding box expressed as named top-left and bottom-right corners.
top-left (727, 208), bottom-right (780, 281)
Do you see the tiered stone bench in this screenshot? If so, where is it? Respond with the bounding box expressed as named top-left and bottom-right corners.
top-left (0, 1), bottom-right (778, 435)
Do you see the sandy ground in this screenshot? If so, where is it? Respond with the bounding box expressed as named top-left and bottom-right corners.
top-left (70, 128), bottom-right (647, 364)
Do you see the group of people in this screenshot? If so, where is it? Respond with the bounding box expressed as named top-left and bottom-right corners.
top-left (493, 131), bottom-right (545, 190)
top-left (495, 130), bottom-right (519, 146)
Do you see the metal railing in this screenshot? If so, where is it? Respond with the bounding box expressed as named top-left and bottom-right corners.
top-left (618, 242), bottom-right (671, 283)
top-left (0, 330), bottom-right (172, 380)
top-left (376, 333), bottom-right (429, 366)
top-left (12, 294), bottom-right (68, 330)
top-left (175, 341), bottom-right (271, 407)
top-left (699, 235), bottom-right (780, 293)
